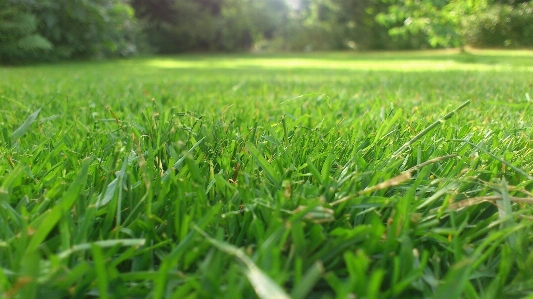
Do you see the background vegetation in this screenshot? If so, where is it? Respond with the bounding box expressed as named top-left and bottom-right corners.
top-left (2, 0), bottom-right (533, 63)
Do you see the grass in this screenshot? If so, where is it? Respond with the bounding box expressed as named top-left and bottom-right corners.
top-left (1, 49), bottom-right (533, 298)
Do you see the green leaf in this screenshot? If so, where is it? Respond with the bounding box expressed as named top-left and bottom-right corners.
top-left (11, 107), bottom-right (42, 140)
top-left (26, 157), bottom-right (93, 253)
top-left (96, 157), bottom-right (127, 208)
top-left (321, 153), bottom-right (335, 184)
top-left (434, 259), bottom-right (472, 299)
top-left (96, 177), bottom-right (118, 208)
top-left (161, 137), bottom-right (205, 182)
top-left (19, 251), bottom-right (40, 299)
top-left (246, 263), bottom-right (291, 299)
top-left (306, 158), bottom-right (323, 185)
top-left (245, 141), bottom-right (281, 186)
top-left (91, 244), bottom-right (110, 299)
top-left (17, 34), bottom-right (53, 51)
top-left (153, 203), bottom-right (221, 299)
top-left (498, 178), bottom-right (517, 248)
top-left (291, 261), bottom-right (324, 299)
top-left (0, 163), bottom-right (27, 197)
top-left (195, 226), bottom-right (290, 299)
top-left (57, 239), bottom-right (146, 260)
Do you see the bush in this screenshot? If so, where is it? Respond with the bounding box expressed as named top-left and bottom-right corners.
top-left (0, 1), bottom-right (53, 64)
top-left (36, 0), bottom-right (141, 60)
top-left (464, 2), bottom-right (533, 48)
top-left (0, 0), bottom-right (141, 64)
top-left (131, 0), bottom-right (275, 53)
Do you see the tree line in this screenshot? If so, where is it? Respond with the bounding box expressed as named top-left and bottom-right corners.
top-left (1, 0), bottom-right (532, 64)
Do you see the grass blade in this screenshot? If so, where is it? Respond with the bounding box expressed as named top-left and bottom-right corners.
top-left (57, 239), bottom-right (146, 259)
top-left (96, 177), bottom-right (119, 208)
top-left (161, 137), bottom-right (205, 182)
top-left (434, 259), bottom-right (472, 299)
top-left (0, 163), bottom-right (27, 199)
top-left (450, 139), bottom-right (533, 181)
top-left (331, 171), bottom-right (411, 206)
top-left (245, 141), bottom-right (281, 186)
top-left (194, 225), bottom-right (290, 299)
top-left (17, 251), bottom-right (40, 299)
top-left (26, 157), bottom-right (93, 253)
top-left (11, 107), bottom-right (42, 140)
top-left (91, 244), bottom-right (109, 299)
top-left (96, 158), bottom-right (127, 208)
top-left (392, 100), bottom-right (470, 157)
top-left (498, 178), bottom-right (517, 248)
top-left (440, 195), bottom-right (533, 213)
top-left (290, 261), bottom-right (324, 299)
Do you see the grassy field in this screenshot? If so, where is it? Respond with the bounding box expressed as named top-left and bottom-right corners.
top-left (1, 49), bottom-right (533, 298)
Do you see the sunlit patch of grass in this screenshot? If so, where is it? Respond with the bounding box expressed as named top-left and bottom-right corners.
top-left (1, 50), bottom-right (533, 298)
top-left (143, 49), bottom-right (533, 71)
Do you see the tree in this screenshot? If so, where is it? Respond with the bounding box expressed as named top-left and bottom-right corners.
top-left (280, 0), bottom-right (394, 51)
top-left (37, 0), bottom-right (139, 59)
top-left (132, 0), bottom-right (224, 52)
top-left (376, 0), bottom-right (490, 48)
top-left (0, 0), bottom-right (53, 64)
top-left (464, 1), bottom-right (533, 48)
top-left (324, 0), bottom-right (395, 50)
top-left (131, 0), bottom-right (289, 53)
top-left (0, 0), bottom-right (139, 64)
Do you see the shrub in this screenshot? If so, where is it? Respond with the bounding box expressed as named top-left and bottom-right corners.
top-left (0, 0), bottom-right (141, 64)
top-left (0, 1), bottom-right (53, 64)
top-left (36, 0), bottom-right (141, 60)
top-left (464, 2), bottom-right (533, 48)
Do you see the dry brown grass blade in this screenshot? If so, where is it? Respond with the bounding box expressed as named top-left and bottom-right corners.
top-left (331, 172), bottom-right (411, 206)
top-left (432, 196), bottom-right (533, 213)
top-left (404, 154), bottom-right (458, 173)
top-left (293, 205), bottom-right (335, 223)
top-left (360, 171), bottom-right (412, 195)
top-left (331, 154), bottom-right (458, 206)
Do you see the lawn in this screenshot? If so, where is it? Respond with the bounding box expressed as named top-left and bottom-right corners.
top-left (1, 49), bottom-right (533, 298)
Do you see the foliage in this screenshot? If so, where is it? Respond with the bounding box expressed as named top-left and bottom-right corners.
top-left (4, 0), bottom-right (533, 62)
top-left (35, 0), bottom-right (140, 60)
top-left (131, 0), bottom-right (289, 53)
top-left (377, 0), bottom-right (491, 48)
top-left (464, 2), bottom-right (533, 48)
top-left (287, 0), bottom-right (402, 51)
top-left (130, 0), bottom-right (397, 52)
top-left (0, 0), bottom-right (140, 64)
top-left (2, 50), bottom-right (533, 297)
top-left (0, 1), bottom-right (53, 64)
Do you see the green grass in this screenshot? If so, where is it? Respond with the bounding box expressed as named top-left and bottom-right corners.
top-left (1, 49), bottom-right (533, 298)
